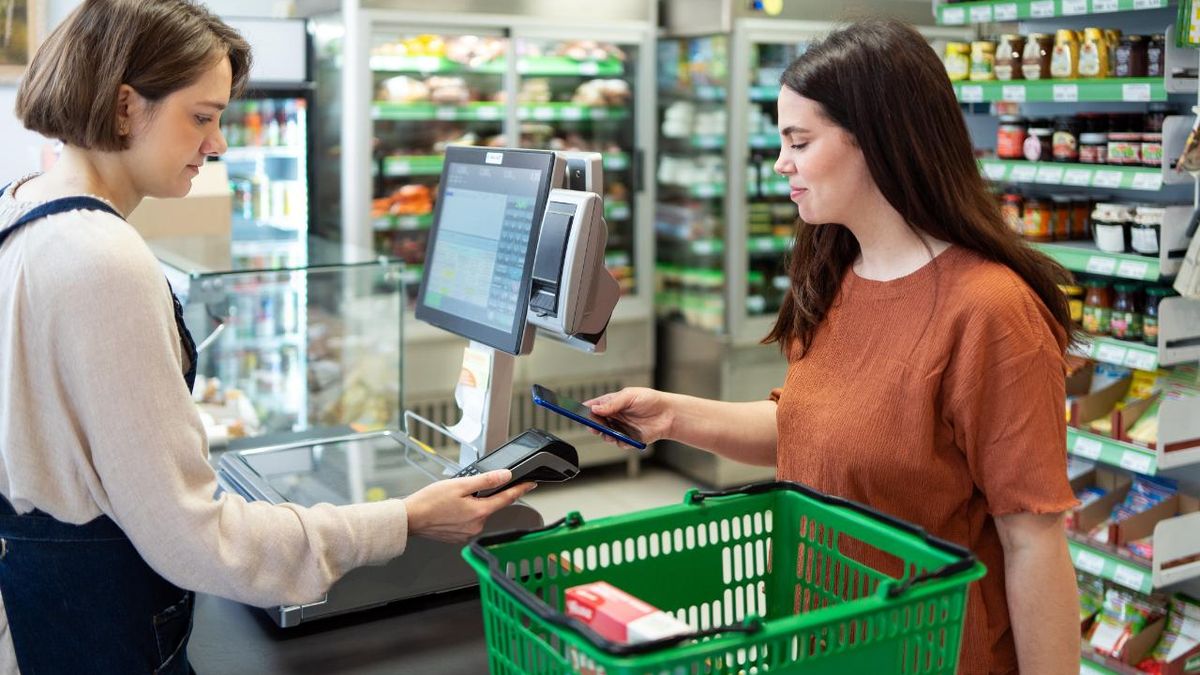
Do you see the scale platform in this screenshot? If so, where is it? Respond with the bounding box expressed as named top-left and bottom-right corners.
top-left (216, 430), bottom-right (543, 627)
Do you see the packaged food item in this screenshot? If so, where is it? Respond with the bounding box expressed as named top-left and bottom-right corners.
top-left (1133, 206), bottom-right (1164, 256)
top-left (1051, 29), bottom-right (1080, 79)
top-left (1022, 34), bottom-right (1054, 80)
top-left (1079, 28), bottom-right (1109, 78)
top-left (1024, 119), bottom-right (1054, 162)
top-left (994, 34), bottom-right (1025, 81)
top-left (1114, 34), bottom-right (1148, 78)
top-left (1001, 191), bottom-right (1024, 233)
top-left (997, 116), bottom-right (1028, 160)
top-left (1087, 588), bottom-right (1165, 659)
top-left (1142, 105), bottom-right (1168, 168)
top-left (1126, 536), bottom-right (1154, 560)
top-left (1071, 197), bottom-right (1091, 239)
top-left (1061, 284), bottom-right (1084, 325)
top-left (1076, 485), bottom-right (1108, 509)
top-left (1023, 197), bottom-right (1053, 241)
top-left (1104, 29), bottom-right (1123, 76)
top-left (1146, 33), bottom-right (1166, 78)
top-left (1092, 202), bottom-right (1132, 253)
top-left (1143, 286), bottom-right (1178, 347)
top-left (1078, 572), bottom-right (1106, 627)
top-left (1053, 117), bottom-right (1080, 163)
top-left (564, 581), bottom-right (692, 645)
top-left (1052, 195), bottom-right (1073, 240)
top-left (1080, 132), bottom-right (1108, 164)
top-left (969, 41), bottom-right (996, 82)
top-left (944, 42), bottom-right (970, 81)
top-left (1109, 282), bottom-right (1143, 342)
top-left (1083, 279), bottom-right (1113, 335)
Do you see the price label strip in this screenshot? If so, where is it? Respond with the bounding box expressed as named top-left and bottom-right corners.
top-left (1072, 435), bottom-right (1104, 460)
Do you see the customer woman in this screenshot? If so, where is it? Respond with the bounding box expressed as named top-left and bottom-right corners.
top-left (0, 2), bottom-right (532, 672)
top-left (588, 19), bottom-right (1078, 675)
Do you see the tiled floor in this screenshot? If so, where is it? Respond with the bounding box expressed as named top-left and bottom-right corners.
top-left (520, 462), bottom-right (703, 523)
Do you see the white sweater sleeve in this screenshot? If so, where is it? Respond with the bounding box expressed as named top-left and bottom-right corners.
top-left (38, 219), bottom-right (408, 607)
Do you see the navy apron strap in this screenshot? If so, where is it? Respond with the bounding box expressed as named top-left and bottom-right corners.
top-left (0, 195), bottom-right (123, 249)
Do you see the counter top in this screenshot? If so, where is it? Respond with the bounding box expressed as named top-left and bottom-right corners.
top-left (188, 588), bottom-right (490, 674)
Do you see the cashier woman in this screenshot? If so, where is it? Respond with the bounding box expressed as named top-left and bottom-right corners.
top-left (0, 2), bottom-right (533, 673)
top-left (590, 19), bottom-right (1079, 675)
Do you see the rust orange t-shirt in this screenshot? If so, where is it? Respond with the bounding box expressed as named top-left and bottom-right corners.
top-left (771, 246), bottom-right (1078, 675)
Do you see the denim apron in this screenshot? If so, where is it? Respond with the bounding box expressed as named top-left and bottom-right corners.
top-left (0, 194), bottom-right (199, 674)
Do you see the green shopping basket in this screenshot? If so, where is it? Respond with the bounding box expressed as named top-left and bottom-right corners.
top-left (463, 481), bottom-right (986, 675)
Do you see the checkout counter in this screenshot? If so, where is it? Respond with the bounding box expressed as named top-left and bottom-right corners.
top-left (170, 146), bottom-right (621, 649)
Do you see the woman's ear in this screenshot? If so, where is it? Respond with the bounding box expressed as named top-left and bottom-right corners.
top-left (115, 84), bottom-right (143, 137)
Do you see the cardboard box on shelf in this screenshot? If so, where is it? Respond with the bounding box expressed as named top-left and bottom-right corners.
top-left (127, 161), bottom-right (232, 270)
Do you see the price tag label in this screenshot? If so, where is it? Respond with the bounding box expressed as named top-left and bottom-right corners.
top-left (1123, 83), bottom-right (1153, 102)
top-left (1002, 85), bottom-right (1027, 102)
top-left (694, 135), bottom-right (722, 149)
top-left (589, 108), bottom-right (610, 120)
top-left (1133, 0), bottom-right (1160, 8)
top-left (1119, 451), bottom-right (1154, 474)
top-left (1010, 164), bottom-right (1038, 182)
top-left (387, 161), bottom-right (410, 176)
top-left (476, 105), bottom-right (500, 120)
top-left (579, 61), bottom-right (599, 76)
top-left (1132, 172), bottom-right (1162, 190)
top-left (693, 185), bottom-right (717, 198)
top-left (561, 106), bottom-right (584, 121)
top-left (1092, 0), bottom-right (1118, 10)
top-left (1053, 84), bottom-right (1080, 102)
top-left (1113, 565), bottom-right (1147, 590)
top-left (1096, 342), bottom-right (1128, 365)
top-left (1117, 259), bottom-right (1151, 279)
top-left (1064, 168), bottom-right (1093, 185)
top-left (397, 216), bottom-right (421, 229)
top-left (608, 205), bottom-right (630, 220)
top-left (1073, 435), bottom-right (1104, 460)
top-left (533, 106), bottom-right (555, 121)
top-left (1036, 166), bottom-right (1064, 183)
top-left (752, 237), bottom-right (775, 252)
top-left (416, 56), bottom-right (441, 72)
top-left (1124, 349), bottom-right (1158, 371)
top-left (693, 239), bottom-right (717, 255)
top-left (941, 6), bottom-right (966, 24)
top-left (1074, 549), bottom-right (1107, 575)
top-left (993, 3), bottom-right (1018, 20)
top-left (1085, 256), bottom-right (1118, 275)
top-left (1063, 0), bottom-right (1088, 14)
top-left (983, 162), bottom-right (1008, 181)
top-left (435, 107), bottom-right (458, 121)
top-left (969, 5), bottom-right (993, 22)
top-left (1092, 170), bottom-right (1123, 188)
top-left (1030, 0), bottom-right (1055, 17)
top-left (959, 85), bottom-right (984, 102)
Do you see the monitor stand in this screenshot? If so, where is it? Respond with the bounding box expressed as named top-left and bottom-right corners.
top-left (441, 341), bottom-right (516, 468)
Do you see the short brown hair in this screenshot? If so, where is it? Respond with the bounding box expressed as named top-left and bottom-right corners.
top-left (16, 0), bottom-right (252, 151)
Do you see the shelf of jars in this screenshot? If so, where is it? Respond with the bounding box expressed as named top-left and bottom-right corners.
top-left (954, 77), bottom-right (1167, 103)
top-left (369, 54), bottom-right (626, 78)
top-left (1069, 294), bottom-right (1200, 368)
top-left (377, 152), bottom-right (632, 178)
top-left (668, 85), bottom-right (780, 103)
top-left (1033, 241), bottom-right (1167, 280)
top-left (936, 0), bottom-right (1170, 26)
top-left (981, 159), bottom-right (1166, 190)
top-left (370, 102), bottom-right (630, 122)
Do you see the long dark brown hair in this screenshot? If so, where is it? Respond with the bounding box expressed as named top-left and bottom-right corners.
top-left (764, 18), bottom-right (1074, 356)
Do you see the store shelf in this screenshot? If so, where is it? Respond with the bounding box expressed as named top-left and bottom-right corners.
top-left (1032, 242), bottom-right (1161, 281)
top-left (1073, 335), bottom-right (1161, 370)
top-left (373, 213), bottom-right (433, 231)
top-left (1068, 427), bottom-right (1159, 474)
top-left (953, 77), bottom-right (1166, 104)
top-left (603, 153), bottom-right (630, 171)
top-left (369, 55), bottom-right (625, 77)
top-left (672, 235), bottom-right (793, 257)
top-left (979, 159), bottom-right (1164, 191)
top-left (680, 85), bottom-right (779, 102)
top-left (1069, 537), bottom-right (1154, 593)
top-left (605, 201), bottom-right (631, 221)
top-left (1072, 296), bottom-right (1200, 367)
top-left (222, 145), bottom-right (304, 160)
top-left (750, 85), bottom-right (780, 101)
top-left (371, 102), bottom-right (629, 122)
top-left (681, 133), bottom-right (781, 150)
top-left (936, 0), bottom-right (1169, 26)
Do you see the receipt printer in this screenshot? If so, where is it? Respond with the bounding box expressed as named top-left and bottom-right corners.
top-left (526, 152), bottom-right (620, 353)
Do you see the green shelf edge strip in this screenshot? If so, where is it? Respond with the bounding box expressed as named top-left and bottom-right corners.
top-left (1079, 656), bottom-right (1124, 675)
top-left (937, 0), bottom-right (1169, 25)
top-left (1067, 539), bottom-right (1154, 593)
top-left (978, 159), bottom-right (1163, 191)
top-left (369, 55), bottom-right (625, 77)
top-left (1082, 335), bottom-right (1160, 371)
top-left (1066, 427), bottom-right (1157, 475)
top-left (953, 77), bottom-right (1166, 103)
top-left (371, 102), bottom-right (629, 121)
top-left (1031, 243), bottom-right (1161, 280)
top-left (381, 153), bottom-right (629, 176)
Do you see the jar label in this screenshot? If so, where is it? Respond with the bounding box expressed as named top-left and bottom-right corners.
top-left (1050, 45), bottom-right (1075, 78)
top-left (1144, 318), bottom-right (1159, 344)
top-left (1053, 131), bottom-right (1078, 160)
top-left (1078, 44), bottom-right (1102, 76)
top-left (1083, 306), bottom-right (1111, 335)
top-left (1141, 142), bottom-right (1163, 164)
top-left (1110, 312), bottom-right (1142, 340)
top-left (1132, 225), bottom-right (1160, 254)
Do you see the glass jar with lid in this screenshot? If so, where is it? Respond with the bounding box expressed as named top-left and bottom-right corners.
top-left (1023, 198), bottom-right (1054, 242)
top-left (1022, 34), bottom-right (1053, 80)
top-left (1114, 35), bottom-right (1148, 78)
top-left (1051, 195), bottom-right (1073, 240)
top-left (944, 42), bottom-right (970, 81)
top-left (1024, 119), bottom-right (1053, 162)
top-left (1060, 284), bottom-right (1085, 326)
top-left (995, 34), bottom-right (1025, 81)
top-left (1109, 282), bottom-right (1143, 342)
top-left (1082, 279), bottom-right (1112, 335)
top-left (1146, 34), bottom-right (1165, 77)
top-left (1131, 206), bottom-right (1163, 256)
top-left (1000, 191), bottom-right (1024, 234)
top-left (997, 116), bottom-right (1027, 160)
top-left (1143, 286), bottom-right (1177, 346)
top-left (1091, 202), bottom-right (1133, 253)
top-left (1052, 117), bottom-right (1080, 162)
top-left (969, 40), bottom-right (997, 82)
top-left (1141, 104), bottom-right (1169, 168)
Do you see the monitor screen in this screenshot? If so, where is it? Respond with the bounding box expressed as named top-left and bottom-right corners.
top-left (415, 146), bottom-right (556, 354)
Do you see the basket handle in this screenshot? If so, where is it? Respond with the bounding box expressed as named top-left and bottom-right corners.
top-left (686, 481), bottom-right (978, 599)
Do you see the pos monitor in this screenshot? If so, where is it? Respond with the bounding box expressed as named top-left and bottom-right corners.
top-left (415, 146), bottom-right (558, 355)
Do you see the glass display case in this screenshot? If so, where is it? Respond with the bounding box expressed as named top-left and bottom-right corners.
top-left (156, 245), bottom-right (405, 449)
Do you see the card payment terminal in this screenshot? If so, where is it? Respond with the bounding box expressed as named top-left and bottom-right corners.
top-left (454, 429), bottom-right (580, 497)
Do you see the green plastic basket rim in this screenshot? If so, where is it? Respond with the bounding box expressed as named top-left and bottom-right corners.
top-left (467, 479), bottom-right (979, 658)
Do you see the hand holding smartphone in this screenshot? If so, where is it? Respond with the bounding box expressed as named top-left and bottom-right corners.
top-left (530, 384), bottom-right (648, 450)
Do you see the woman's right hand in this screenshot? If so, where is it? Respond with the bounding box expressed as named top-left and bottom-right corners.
top-left (403, 470), bottom-right (535, 545)
top-left (584, 387), bottom-right (675, 447)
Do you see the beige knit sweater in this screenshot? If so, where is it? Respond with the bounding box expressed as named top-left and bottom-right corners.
top-left (0, 176), bottom-right (409, 673)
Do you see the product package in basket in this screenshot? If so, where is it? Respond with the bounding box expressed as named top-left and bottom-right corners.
top-left (564, 581), bottom-right (692, 645)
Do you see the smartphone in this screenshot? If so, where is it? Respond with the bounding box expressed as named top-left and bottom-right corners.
top-left (530, 384), bottom-right (647, 450)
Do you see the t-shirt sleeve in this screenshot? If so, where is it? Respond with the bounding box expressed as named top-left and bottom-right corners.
top-left (942, 279), bottom-right (1078, 517)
